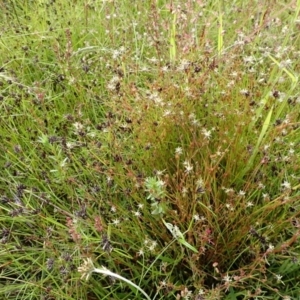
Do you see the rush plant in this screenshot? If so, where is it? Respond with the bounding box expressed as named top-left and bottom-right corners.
top-left (0, 0), bottom-right (300, 299)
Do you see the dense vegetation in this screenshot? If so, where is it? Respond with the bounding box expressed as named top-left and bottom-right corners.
top-left (0, 1), bottom-right (300, 299)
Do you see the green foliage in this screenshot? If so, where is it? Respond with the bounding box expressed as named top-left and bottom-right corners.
top-left (1, 0), bottom-right (300, 299)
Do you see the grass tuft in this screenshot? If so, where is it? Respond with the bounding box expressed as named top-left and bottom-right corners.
top-left (1, 1), bottom-right (300, 299)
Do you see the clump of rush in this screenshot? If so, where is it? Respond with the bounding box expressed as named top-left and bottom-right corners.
top-left (0, 1), bottom-right (299, 300)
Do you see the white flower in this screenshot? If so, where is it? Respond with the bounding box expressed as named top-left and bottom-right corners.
top-left (175, 147), bottom-right (183, 155)
top-left (147, 57), bottom-right (159, 63)
top-left (161, 66), bottom-right (169, 72)
top-left (262, 193), bottom-right (269, 200)
top-left (198, 289), bottom-right (205, 295)
top-left (160, 280), bottom-right (167, 286)
top-left (243, 56), bottom-right (255, 64)
top-left (193, 214), bottom-right (200, 221)
top-left (191, 118), bottom-right (200, 126)
top-left (281, 181), bottom-right (291, 190)
top-left (149, 240), bottom-right (158, 252)
top-left (289, 148), bottom-right (295, 154)
top-left (133, 211), bottom-right (141, 217)
top-left (155, 169), bottom-right (165, 176)
top-left (202, 128), bottom-right (211, 139)
top-left (182, 187), bottom-right (188, 196)
top-left (275, 274), bottom-right (284, 284)
top-left (183, 161), bottom-right (193, 173)
top-left (66, 142), bottom-right (76, 149)
top-left (223, 274), bottom-right (232, 283)
top-left (238, 190), bottom-right (246, 196)
top-left (137, 249), bottom-right (144, 256)
top-left (73, 122), bottom-right (83, 131)
top-left (224, 188), bottom-right (234, 194)
top-left (240, 89), bottom-right (249, 95)
top-left (112, 219), bottom-right (120, 225)
top-left (78, 258), bottom-right (95, 281)
top-left (163, 110), bottom-right (171, 117)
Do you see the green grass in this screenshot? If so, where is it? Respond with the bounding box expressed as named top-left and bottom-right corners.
top-left (0, 0), bottom-right (300, 299)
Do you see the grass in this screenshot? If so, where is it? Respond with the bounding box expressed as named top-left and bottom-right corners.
top-left (0, 0), bottom-right (300, 299)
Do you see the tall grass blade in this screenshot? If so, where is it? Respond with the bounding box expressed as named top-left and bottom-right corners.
top-left (170, 12), bottom-right (177, 63)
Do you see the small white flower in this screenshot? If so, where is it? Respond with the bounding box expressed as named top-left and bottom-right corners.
top-left (161, 66), bottom-right (169, 72)
top-left (243, 56), bottom-right (255, 64)
top-left (182, 187), bottom-right (188, 196)
top-left (193, 214), bottom-right (200, 221)
top-left (78, 258), bottom-right (95, 281)
top-left (240, 88), bottom-right (249, 95)
top-left (163, 110), bottom-right (171, 117)
top-left (160, 280), bottom-right (167, 287)
top-left (158, 179), bottom-right (165, 188)
top-left (238, 190), bottom-right (246, 196)
top-left (183, 161), bottom-right (193, 173)
top-left (202, 128), bottom-right (211, 139)
top-left (275, 274), bottom-right (284, 284)
top-left (112, 219), bottom-right (120, 225)
top-left (200, 215), bottom-right (206, 221)
top-left (66, 142), bottom-right (76, 149)
top-left (60, 157), bottom-right (68, 168)
top-left (73, 122), bottom-right (84, 131)
top-left (281, 181), bottom-right (291, 190)
top-left (175, 147), bottom-right (183, 155)
top-left (224, 188), bottom-right (234, 194)
top-left (188, 113), bottom-right (196, 120)
top-left (147, 57), bottom-right (159, 63)
top-left (112, 49), bottom-right (121, 59)
top-left (149, 240), bottom-right (157, 252)
top-left (183, 289), bottom-right (192, 299)
top-left (223, 274), bottom-right (232, 283)
top-left (196, 177), bottom-right (204, 188)
top-left (155, 169), bottom-right (165, 176)
top-left (262, 193), bottom-right (269, 200)
top-left (133, 210), bottom-right (141, 217)
top-left (137, 248), bottom-right (144, 256)
top-left (191, 118), bottom-right (200, 126)
top-left (198, 289), bottom-right (205, 295)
